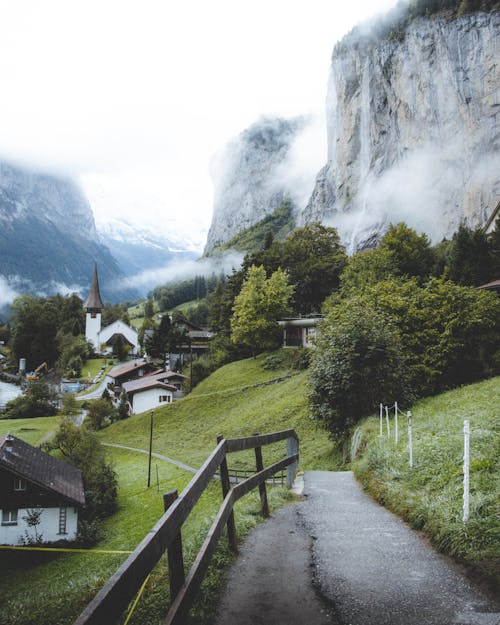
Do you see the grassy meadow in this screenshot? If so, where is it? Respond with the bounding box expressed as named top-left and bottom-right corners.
top-left (0, 353), bottom-right (336, 625)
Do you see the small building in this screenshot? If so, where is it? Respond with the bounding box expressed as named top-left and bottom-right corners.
top-left (148, 369), bottom-right (188, 391)
top-left (0, 434), bottom-right (85, 545)
top-left (122, 378), bottom-right (176, 414)
top-left (478, 278), bottom-right (500, 292)
top-left (106, 359), bottom-right (156, 387)
top-left (84, 264), bottom-right (140, 355)
top-left (277, 316), bottom-right (322, 348)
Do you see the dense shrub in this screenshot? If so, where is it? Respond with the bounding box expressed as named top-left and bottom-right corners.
top-left (309, 305), bottom-right (412, 438)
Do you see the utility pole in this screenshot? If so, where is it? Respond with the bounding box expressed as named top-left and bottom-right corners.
top-left (147, 410), bottom-right (154, 487)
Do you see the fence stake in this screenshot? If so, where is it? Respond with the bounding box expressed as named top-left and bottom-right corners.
top-left (163, 490), bottom-right (185, 601)
top-left (379, 403), bottom-right (383, 438)
top-left (216, 434), bottom-right (238, 552)
top-left (407, 411), bottom-right (413, 468)
top-left (385, 405), bottom-right (390, 438)
top-left (286, 436), bottom-right (299, 488)
top-left (463, 420), bottom-right (470, 523)
top-left (394, 401), bottom-right (399, 446)
top-left (254, 433), bottom-right (269, 517)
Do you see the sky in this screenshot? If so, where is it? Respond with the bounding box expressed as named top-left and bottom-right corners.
top-left (0, 0), bottom-right (397, 252)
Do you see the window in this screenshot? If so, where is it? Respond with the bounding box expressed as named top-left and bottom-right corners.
top-left (58, 507), bottom-right (67, 535)
top-left (159, 395), bottom-right (171, 403)
top-left (1, 509), bottom-right (18, 526)
top-left (13, 478), bottom-right (27, 491)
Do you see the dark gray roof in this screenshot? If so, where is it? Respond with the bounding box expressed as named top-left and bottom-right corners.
top-left (0, 435), bottom-right (85, 506)
top-left (84, 263), bottom-right (104, 310)
top-left (122, 378), bottom-right (176, 394)
top-left (108, 359), bottom-right (147, 380)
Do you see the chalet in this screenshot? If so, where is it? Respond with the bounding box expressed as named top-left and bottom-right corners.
top-left (277, 316), bottom-right (322, 348)
top-left (148, 369), bottom-right (188, 391)
top-left (121, 377), bottom-right (176, 414)
top-left (0, 435), bottom-right (85, 545)
top-left (106, 358), bottom-right (156, 387)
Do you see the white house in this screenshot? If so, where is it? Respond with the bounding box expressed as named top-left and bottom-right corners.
top-left (84, 264), bottom-right (139, 355)
top-left (122, 377), bottom-right (176, 414)
top-left (0, 435), bottom-right (85, 545)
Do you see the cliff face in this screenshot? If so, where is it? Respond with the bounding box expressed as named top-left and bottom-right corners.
top-left (0, 160), bottom-right (131, 301)
top-left (303, 11), bottom-right (500, 250)
top-left (204, 116), bottom-right (307, 253)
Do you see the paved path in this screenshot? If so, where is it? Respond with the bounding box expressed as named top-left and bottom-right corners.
top-left (214, 471), bottom-right (499, 625)
top-left (101, 442), bottom-right (198, 473)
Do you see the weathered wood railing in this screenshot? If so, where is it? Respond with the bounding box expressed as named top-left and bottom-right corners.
top-left (73, 429), bottom-right (299, 625)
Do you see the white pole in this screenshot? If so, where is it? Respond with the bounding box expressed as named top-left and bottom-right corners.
top-left (380, 403), bottom-right (383, 438)
top-left (385, 405), bottom-right (390, 438)
top-left (407, 411), bottom-right (413, 468)
top-left (463, 420), bottom-right (470, 523)
top-left (394, 401), bottom-right (399, 446)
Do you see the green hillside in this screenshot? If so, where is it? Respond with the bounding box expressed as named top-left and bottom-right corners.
top-left (0, 353), bottom-right (335, 625)
top-left (353, 376), bottom-right (499, 581)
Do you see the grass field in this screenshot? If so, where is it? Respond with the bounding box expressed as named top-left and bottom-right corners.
top-left (0, 353), bottom-right (335, 625)
top-left (353, 376), bottom-right (500, 571)
top-left (0, 415), bottom-right (61, 445)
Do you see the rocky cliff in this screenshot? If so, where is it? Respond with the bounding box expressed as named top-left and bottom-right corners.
top-left (0, 160), bottom-right (131, 301)
top-left (204, 116), bottom-right (309, 253)
top-left (303, 9), bottom-right (500, 250)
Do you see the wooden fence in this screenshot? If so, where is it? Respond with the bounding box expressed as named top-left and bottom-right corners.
top-left (73, 428), bottom-right (299, 625)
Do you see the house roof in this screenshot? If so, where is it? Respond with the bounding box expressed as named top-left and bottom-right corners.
top-left (83, 263), bottom-right (104, 310)
top-left (149, 370), bottom-right (188, 382)
top-left (122, 378), bottom-right (176, 395)
top-left (478, 278), bottom-right (500, 291)
top-left (0, 435), bottom-right (85, 506)
top-left (108, 359), bottom-right (147, 380)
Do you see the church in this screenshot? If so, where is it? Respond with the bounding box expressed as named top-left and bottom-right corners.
top-left (84, 264), bottom-right (139, 355)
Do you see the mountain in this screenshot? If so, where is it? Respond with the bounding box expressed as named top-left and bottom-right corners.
top-left (0, 160), bottom-right (134, 303)
top-left (204, 116), bottom-right (309, 253)
top-left (303, 5), bottom-right (500, 250)
top-left (96, 219), bottom-right (198, 284)
top-left (204, 4), bottom-right (500, 254)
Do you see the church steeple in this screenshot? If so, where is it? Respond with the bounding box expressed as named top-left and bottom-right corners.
top-left (84, 263), bottom-right (104, 311)
top-left (84, 263), bottom-right (103, 352)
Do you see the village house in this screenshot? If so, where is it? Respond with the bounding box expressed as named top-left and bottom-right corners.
top-left (121, 377), bottom-right (177, 414)
top-left (105, 358), bottom-right (157, 388)
top-left (277, 316), bottom-right (322, 348)
top-left (0, 434), bottom-right (85, 545)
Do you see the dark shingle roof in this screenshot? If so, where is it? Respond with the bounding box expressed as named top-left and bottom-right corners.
top-left (122, 378), bottom-right (176, 394)
top-left (0, 435), bottom-right (85, 506)
top-left (83, 263), bottom-right (104, 310)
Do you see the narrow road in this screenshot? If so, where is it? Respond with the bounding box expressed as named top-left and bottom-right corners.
top-left (214, 471), bottom-right (499, 625)
top-left (101, 442), bottom-right (198, 473)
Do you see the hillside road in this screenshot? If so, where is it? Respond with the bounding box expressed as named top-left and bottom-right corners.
top-left (214, 471), bottom-right (499, 625)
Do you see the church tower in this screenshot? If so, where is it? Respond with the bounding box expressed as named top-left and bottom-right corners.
top-left (84, 263), bottom-right (104, 352)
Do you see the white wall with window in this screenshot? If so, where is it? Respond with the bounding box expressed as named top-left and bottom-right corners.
top-left (130, 387), bottom-right (173, 415)
top-left (0, 506), bottom-right (78, 545)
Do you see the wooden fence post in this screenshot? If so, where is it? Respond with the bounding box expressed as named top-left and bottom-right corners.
top-left (286, 436), bottom-right (298, 488)
top-left (254, 433), bottom-right (269, 517)
top-left (216, 434), bottom-right (238, 552)
top-left (163, 490), bottom-right (185, 601)
top-left (463, 420), bottom-right (470, 523)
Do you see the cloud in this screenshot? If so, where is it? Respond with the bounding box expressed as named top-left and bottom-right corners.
top-left (115, 252), bottom-right (245, 292)
top-left (0, 276), bottom-right (20, 307)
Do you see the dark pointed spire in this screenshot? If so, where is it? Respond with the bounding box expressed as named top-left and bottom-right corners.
top-left (84, 263), bottom-right (104, 310)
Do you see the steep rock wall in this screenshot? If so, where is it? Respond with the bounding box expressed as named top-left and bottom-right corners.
top-left (303, 11), bottom-right (500, 250)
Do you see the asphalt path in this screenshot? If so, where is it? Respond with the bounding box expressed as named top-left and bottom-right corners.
top-left (214, 471), bottom-right (499, 625)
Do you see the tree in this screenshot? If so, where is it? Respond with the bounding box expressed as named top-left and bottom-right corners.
top-left (231, 265), bottom-right (294, 354)
top-left (489, 215), bottom-right (500, 278)
top-left (379, 223), bottom-right (435, 281)
top-left (112, 335), bottom-right (128, 361)
top-left (3, 380), bottom-right (58, 419)
top-left (447, 223), bottom-right (493, 286)
top-left (86, 398), bottom-right (117, 430)
top-left (340, 247), bottom-right (395, 294)
top-left (309, 304), bottom-right (412, 438)
top-left (51, 419), bottom-right (118, 521)
top-left (143, 298), bottom-right (154, 319)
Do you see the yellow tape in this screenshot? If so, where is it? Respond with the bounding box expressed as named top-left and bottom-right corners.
top-left (123, 573), bottom-right (152, 625)
top-left (0, 545), bottom-right (132, 554)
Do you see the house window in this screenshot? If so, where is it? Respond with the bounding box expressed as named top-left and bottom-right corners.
top-left (58, 507), bottom-right (67, 535)
top-left (1, 509), bottom-right (18, 526)
top-left (159, 395), bottom-right (171, 403)
top-left (13, 478), bottom-right (27, 491)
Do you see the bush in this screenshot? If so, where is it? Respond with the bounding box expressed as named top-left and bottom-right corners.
top-left (309, 305), bottom-right (412, 438)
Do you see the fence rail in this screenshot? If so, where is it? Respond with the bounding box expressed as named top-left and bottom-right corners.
top-left (73, 428), bottom-right (299, 625)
